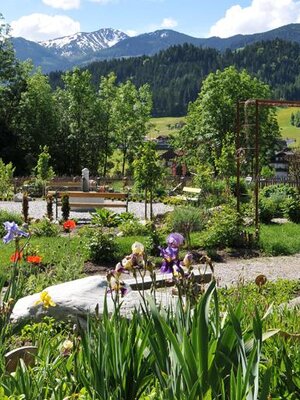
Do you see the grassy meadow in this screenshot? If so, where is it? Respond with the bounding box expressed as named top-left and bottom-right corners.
top-left (148, 116), bottom-right (185, 138)
top-left (150, 110), bottom-right (300, 145)
top-left (276, 107), bottom-right (300, 146)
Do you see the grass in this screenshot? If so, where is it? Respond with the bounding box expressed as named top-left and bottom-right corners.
top-left (189, 221), bottom-right (300, 256)
top-left (148, 116), bottom-right (185, 138)
top-left (260, 222), bottom-right (300, 255)
top-left (0, 234), bottom-right (149, 281)
top-left (276, 106), bottom-right (300, 146)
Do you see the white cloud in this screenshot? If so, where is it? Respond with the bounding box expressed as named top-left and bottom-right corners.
top-left (10, 13), bottom-right (81, 41)
top-left (160, 17), bottom-right (178, 29)
top-left (209, 0), bottom-right (300, 38)
top-left (42, 0), bottom-right (80, 10)
top-left (88, 0), bottom-right (118, 4)
top-left (125, 29), bottom-right (138, 37)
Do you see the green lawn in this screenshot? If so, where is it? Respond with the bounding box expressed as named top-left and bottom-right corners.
top-left (276, 107), bottom-right (300, 146)
top-left (148, 116), bottom-right (185, 138)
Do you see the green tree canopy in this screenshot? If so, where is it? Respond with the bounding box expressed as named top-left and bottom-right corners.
top-left (176, 66), bottom-right (280, 176)
top-left (133, 141), bottom-right (164, 219)
top-left (114, 81), bottom-right (152, 175)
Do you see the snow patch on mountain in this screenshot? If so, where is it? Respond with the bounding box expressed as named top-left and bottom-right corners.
top-left (39, 28), bottom-right (128, 58)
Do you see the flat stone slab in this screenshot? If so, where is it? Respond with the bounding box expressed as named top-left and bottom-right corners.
top-left (5, 346), bottom-right (38, 373)
top-left (11, 271), bottom-right (212, 325)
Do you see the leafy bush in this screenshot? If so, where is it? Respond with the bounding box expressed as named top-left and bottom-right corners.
top-left (261, 184), bottom-right (298, 198)
top-left (91, 210), bottom-right (137, 228)
top-left (87, 230), bottom-right (119, 264)
top-left (283, 197), bottom-right (300, 223)
top-left (259, 197), bottom-right (278, 223)
top-left (0, 159), bottom-right (15, 200)
top-left (91, 208), bottom-right (121, 227)
top-left (229, 176), bottom-right (250, 203)
top-left (22, 179), bottom-right (44, 198)
top-left (61, 194), bottom-right (70, 221)
top-left (259, 184), bottom-right (299, 222)
top-left (0, 210), bottom-right (23, 237)
top-left (202, 205), bottom-right (243, 248)
top-left (167, 206), bottom-right (205, 248)
top-left (30, 218), bottom-right (60, 237)
top-left (118, 211), bottom-right (137, 223)
top-left (118, 219), bottom-right (149, 236)
top-left (161, 196), bottom-right (185, 206)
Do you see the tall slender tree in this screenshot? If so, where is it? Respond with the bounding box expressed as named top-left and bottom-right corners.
top-left (94, 73), bottom-right (118, 177)
top-left (13, 69), bottom-right (58, 173)
top-left (114, 81), bottom-right (152, 175)
top-left (133, 141), bottom-right (164, 220)
top-left (55, 68), bottom-right (96, 174)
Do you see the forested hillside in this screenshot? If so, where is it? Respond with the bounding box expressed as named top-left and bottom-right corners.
top-left (48, 39), bottom-right (300, 117)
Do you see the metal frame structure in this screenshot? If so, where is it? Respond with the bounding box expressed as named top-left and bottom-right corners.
top-left (236, 99), bottom-right (300, 238)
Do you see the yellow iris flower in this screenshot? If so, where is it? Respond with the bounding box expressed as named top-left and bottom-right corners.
top-left (35, 291), bottom-right (56, 308)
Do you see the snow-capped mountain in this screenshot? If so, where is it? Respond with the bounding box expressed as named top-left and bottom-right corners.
top-left (11, 23), bottom-right (300, 74)
top-left (39, 28), bottom-right (128, 60)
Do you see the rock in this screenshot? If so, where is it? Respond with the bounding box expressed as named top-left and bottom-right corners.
top-left (13, 192), bottom-right (32, 202)
top-left (5, 346), bottom-right (38, 373)
top-left (13, 192), bottom-right (23, 202)
top-left (286, 296), bottom-right (300, 309)
top-left (11, 272), bottom-right (212, 325)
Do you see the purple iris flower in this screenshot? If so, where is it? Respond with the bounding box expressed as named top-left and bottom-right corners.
top-left (167, 233), bottom-right (185, 247)
top-left (159, 245), bottom-right (181, 273)
top-left (3, 221), bottom-right (29, 244)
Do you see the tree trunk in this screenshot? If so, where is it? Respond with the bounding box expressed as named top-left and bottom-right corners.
top-left (150, 189), bottom-right (153, 220)
top-left (144, 188), bottom-right (148, 220)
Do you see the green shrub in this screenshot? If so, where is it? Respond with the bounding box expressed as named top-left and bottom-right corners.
top-left (261, 184), bottom-right (298, 198)
top-left (0, 210), bottom-right (23, 237)
top-left (118, 211), bottom-right (137, 223)
top-left (259, 197), bottom-right (278, 223)
top-left (61, 194), bottom-right (70, 221)
top-left (283, 197), bottom-right (300, 223)
top-left (30, 218), bottom-right (60, 237)
top-left (167, 206), bottom-right (205, 248)
top-left (22, 179), bottom-right (44, 197)
top-left (202, 205), bottom-right (243, 248)
top-left (91, 208), bottom-right (121, 227)
top-left (0, 159), bottom-right (14, 200)
top-left (118, 219), bottom-right (149, 236)
top-left (161, 196), bottom-right (185, 206)
top-left (87, 230), bottom-right (119, 264)
top-left (259, 184), bottom-right (299, 222)
top-left (229, 176), bottom-right (250, 202)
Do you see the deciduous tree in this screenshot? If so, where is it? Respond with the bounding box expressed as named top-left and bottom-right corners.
top-left (133, 141), bottom-right (163, 220)
top-left (115, 81), bottom-right (152, 175)
top-left (176, 66), bottom-right (280, 176)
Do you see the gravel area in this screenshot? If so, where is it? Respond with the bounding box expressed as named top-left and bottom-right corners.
top-left (0, 199), bottom-right (173, 221)
top-left (1, 200), bottom-right (300, 286)
top-left (213, 254), bottom-right (300, 287)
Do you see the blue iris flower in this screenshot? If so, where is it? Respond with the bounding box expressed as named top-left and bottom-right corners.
top-left (3, 221), bottom-right (29, 244)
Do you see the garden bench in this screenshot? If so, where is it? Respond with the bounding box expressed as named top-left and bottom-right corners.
top-left (177, 186), bottom-right (202, 205)
top-left (47, 190), bottom-right (129, 218)
top-left (46, 181), bottom-right (97, 193)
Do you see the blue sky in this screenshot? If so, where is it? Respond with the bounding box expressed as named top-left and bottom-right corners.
top-left (2, 0), bottom-right (300, 42)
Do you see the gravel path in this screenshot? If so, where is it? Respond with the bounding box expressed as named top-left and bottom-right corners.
top-left (1, 200), bottom-right (300, 286)
top-left (0, 199), bottom-right (173, 221)
top-left (213, 254), bottom-right (300, 287)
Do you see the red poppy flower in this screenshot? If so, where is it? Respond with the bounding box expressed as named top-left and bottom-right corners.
top-left (27, 255), bottom-right (42, 264)
top-left (63, 220), bottom-right (76, 231)
top-left (10, 252), bottom-right (23, 262)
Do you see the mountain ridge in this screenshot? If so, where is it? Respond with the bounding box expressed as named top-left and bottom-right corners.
top-left (11, 23), bottom-right (300, 72)
top-left (38, 28), bottom-right (128, 60)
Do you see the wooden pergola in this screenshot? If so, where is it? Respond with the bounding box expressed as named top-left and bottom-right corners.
top-left (236, 99), bottom-right (300, 237)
